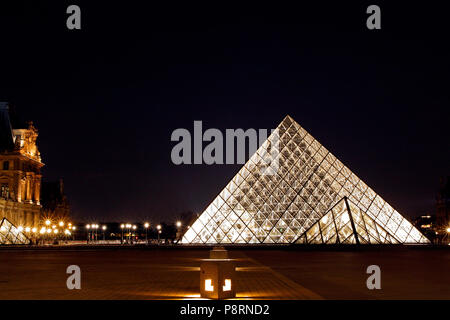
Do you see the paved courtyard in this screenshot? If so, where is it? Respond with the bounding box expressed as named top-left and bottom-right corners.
top-left (0, 247), bottom-right (448, 299)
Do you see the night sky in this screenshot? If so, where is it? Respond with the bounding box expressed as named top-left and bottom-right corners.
top-left (0, 1), bottom-right (448, 223)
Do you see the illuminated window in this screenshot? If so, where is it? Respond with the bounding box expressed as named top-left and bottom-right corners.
top-left (223, 279), bottom-right (231, 291)
top-left (204, 279), bottom-right (214, 292)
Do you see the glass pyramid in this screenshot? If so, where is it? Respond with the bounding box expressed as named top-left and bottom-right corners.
top-left (181, 115), bottom-right (429, 245)
top-left (0, 218), bottom-right (30, 245)
top-left (297, 197), bottom-right (405, 244)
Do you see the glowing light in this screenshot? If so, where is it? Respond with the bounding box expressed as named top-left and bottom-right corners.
top-left (25, 227), bottom-right (31, 233)
top-left (53, 229), bottom-right (58, 234)
top-left (156, 224), bottom-right (162, 231)
top-left (205, 279), bottom-right (214, 292)
top-left (120, 224), bottom-right (125, 229)
top-left (176, 221), bottom-right (182, 228)
top-left (17, 226), bottom-right (24, 232)
top-left (72, 226), bottom-right (76, 231)
top-left (446, 227), bottom-right (450, 233)
top-left (144, 223), bottom-right (149, 228)
top-left (86, 224), bottom-right (91, 229)
top-left (32, 227), bottom-right (37, 233)
top-left (102, 225), bottom-right (107, 230)
top-left (59, 221), bottom-right (64, 227)
top-left (46, 229), bottom-right (52, 233)
top-left (223, 279), bottom-right (232, 291)
top-left (45, 220), bottom-right (51, 226)
top-left (132, 225), bottom-right (137, 230)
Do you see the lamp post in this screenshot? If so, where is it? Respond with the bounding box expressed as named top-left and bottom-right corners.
top-left (144, 222), bottom-right (150, 244)
top-left (125, 224), bottom-right (131, 244)
top-left (120, 224), bottom-right (125, 244)
top-left (132, 225), bottom-right (137, 244)
top-left (86, 224), bottom-right (91, 243)
top-left (93, 224), bottom-right (99, 242)
top-left (176, 221), bottom-right (182, 243)
top-left (102, 225), bottom-right (107, 241)
top-left (156, 224), bottom-right (162, 244)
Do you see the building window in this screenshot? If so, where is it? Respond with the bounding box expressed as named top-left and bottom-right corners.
top-left (2, 161), bottom-right (9, 170)
top-left (1, 184), bottom-right (9, 199)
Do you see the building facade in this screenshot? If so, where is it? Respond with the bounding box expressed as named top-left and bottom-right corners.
top-left (0, 102), bottom-right (43, 229)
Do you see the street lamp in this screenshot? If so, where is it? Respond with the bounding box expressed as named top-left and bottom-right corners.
top-left (176, 221), bottom-right (182, 228)
top-left (156, 224), bottom-right (162, 244)
top-left (59, 221), bottom-right (64, 227)
top-left (126, 224), bottom-right (132, 243)
top-left (93, 224), bottom-right (99, 242)
top-left (144, 222), bottom-right (150, 244)
top-left (102, 225), bottom-right (107, 241)
top-left (45, 220), bottom-right (51, 226)
top-left (120, 224), bottom-right (125, 244)
top-left (86, 224), bottom-right (91, 243)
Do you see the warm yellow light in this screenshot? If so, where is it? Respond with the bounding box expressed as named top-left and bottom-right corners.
top-left (53, 229), bottom-right (58, 234)
top-left (32, 227), bottom-right (37, 233)
top-left (144, 222), bottom-right (149, 228)
top-left (45, 220), bottom-right (51, 226)
top-left (223, 279), bottom-right (232, 291)
top-left (132, 225), bottom-right (137, 230)
top-left (205, 279), bottom-right (214, 292)
top-left (39, 228), bottom-right (45, 234)
top-left (68, 223), bottom-right (72, 227)
top-left (72, 226), bottom-right (76, 231)
top-left (176, 221), bottom-right (182, 228)
top-left (446, 227), bottom-right (450, 233)
top-left (157, 224), bottom-right (162, 230)
top-left (102, 225), bottom-right (107, 230)
top-left (25, 227), bottom-right (31, 233)
top-left (52, 225), bottom-right (56, 229)
top-left (86, 224), bottom-right (91, 229)
top-left (126, 224), bottom-right (131, 228)
top-left (120, 224), bottom-right (125, 229)
top-left (59, 221), bottom-right (64, 227)
top-left (17, 226), bottom-right (24, 232)
top-left (46, 228), bottom-right (52, 233)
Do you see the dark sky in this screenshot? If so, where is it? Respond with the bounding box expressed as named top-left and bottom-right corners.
top-left (0, 1), bottom-right (448, 223)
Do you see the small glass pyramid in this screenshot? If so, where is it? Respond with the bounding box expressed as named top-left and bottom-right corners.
top-left (181, 115), bottom-right (429, 244)
top-left (0, 218), bottom-right (30, 245)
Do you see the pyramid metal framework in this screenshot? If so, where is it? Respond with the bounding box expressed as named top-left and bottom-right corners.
top-left (181, 116), bottom-right (429, 245)
top-left (0, 218), bottom-right (29, 245)
top-left (297, 197), bottom-right (402, 244)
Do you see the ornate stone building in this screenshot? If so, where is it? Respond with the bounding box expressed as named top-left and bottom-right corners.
top-left (0, 102), bottom-right (43, 229)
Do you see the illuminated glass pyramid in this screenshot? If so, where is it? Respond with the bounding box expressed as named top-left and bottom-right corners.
top-left (181, 116), bottom-right (429, 244)
top-left (0, 218), bottom-right (29, 245)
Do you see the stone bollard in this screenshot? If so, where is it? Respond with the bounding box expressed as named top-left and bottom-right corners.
top-left (200, 260), bottom-right (235, 299)
top-left (200, 248), bottom-right (235, 299)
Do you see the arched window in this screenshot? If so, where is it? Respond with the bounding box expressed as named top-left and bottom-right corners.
top-left (2, 161), bottom-right (9, 170)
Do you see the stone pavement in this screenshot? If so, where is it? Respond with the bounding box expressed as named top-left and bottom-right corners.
top-left (0, 248), bottom-right (321, 300)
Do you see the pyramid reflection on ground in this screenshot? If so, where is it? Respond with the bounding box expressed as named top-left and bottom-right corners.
top-left (182, 115), bottom-right (429, 245)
